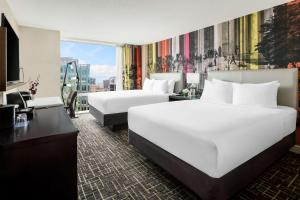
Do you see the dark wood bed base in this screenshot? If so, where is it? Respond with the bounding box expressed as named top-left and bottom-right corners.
top-left (89, 105), bottom-right (127, 130)
top-left (128, 129), bottom-right (295, 200)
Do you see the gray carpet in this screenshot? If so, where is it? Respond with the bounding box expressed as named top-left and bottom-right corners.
top-left (74, 114), bottom-right (300, 200)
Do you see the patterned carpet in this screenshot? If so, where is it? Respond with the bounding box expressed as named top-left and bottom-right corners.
top-left (74, 114), bottom-right (300, 200)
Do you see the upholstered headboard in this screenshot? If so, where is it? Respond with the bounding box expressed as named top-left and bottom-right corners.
top-left (150, 73), bottom-right (184, 93)
top-left (207, 68), bottom-right (298, 108)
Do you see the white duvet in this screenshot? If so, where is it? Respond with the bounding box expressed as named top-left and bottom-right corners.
top-left (128, 101), bottom-right (296, 178)
top-left (88, 90), bottom-right (169, 114)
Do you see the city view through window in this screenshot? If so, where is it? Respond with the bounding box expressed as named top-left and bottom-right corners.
top-left (60, 41), bottom-right (116, 111)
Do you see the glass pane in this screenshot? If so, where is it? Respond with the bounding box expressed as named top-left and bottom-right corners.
top-left (60, 41), bottom-right (116, 112)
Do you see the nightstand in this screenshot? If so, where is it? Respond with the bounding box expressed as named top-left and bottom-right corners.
top-left (169, 95), bottom-right (201, 101)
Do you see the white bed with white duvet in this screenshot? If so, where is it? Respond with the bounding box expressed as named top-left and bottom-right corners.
top-left (128, 69), bottom-right (298, 199)
top-left (88, 90), bottom-right (169, 114)
top-left (128, 100), bottom-right (296, 178)
top-left (88, 72), bottom-right (183, 128)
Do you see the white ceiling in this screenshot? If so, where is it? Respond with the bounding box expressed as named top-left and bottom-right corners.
top-left (7, 0), bottom-right (288, 45)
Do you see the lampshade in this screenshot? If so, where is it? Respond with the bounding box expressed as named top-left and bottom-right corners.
top-left (186, 73), bottom-right (200, 84)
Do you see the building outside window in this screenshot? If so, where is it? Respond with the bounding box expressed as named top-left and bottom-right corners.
top-left (60, 41), bottom-right (116, 112)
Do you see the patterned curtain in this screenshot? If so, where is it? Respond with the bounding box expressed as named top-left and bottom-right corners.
top-left (122, 45), bottom-right (142, 90)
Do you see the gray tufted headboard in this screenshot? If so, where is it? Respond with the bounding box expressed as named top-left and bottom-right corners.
top-left (207, 68), bottom-right (298, 108)
top-left (150, 72), bottom-right (184, 93)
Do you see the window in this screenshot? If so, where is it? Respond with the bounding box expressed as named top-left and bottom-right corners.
top-left (60, 41), bottom-right (116, 112)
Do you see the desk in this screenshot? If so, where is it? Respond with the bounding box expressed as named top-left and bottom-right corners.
top-left (0, 106), bottom-right (79, 199)
top-left (26, 96), bottom-right (63, 108)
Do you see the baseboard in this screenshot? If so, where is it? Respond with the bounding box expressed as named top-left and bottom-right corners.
top-left (290, 145), bottom-right (300, 154)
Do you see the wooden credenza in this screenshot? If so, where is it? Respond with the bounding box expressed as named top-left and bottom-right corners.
top-left (0, 106), bottom-right (79, 200)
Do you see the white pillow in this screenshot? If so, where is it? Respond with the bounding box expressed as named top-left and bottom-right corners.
top-left (152, 80), bottom-right (168, 94)
top-left (212, 78), bottom-right (233, 103)
top-left (200, 80), bottom-right (232, 104)
top-left (143, 78), bottom-right (154, 91)
top-left (232, 81), bottom-right (280, 108)
top-left (167, 80), bottom-right (176, 94)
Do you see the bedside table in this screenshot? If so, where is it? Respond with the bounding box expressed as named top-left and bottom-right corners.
top-left (169, 95), bottom-right (201, 101)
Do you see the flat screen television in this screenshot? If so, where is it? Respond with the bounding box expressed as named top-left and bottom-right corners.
top-left (1, 13), bottom-right (19, 83)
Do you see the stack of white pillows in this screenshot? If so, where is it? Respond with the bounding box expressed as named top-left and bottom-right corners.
top-left (201, 79), bottom-right (280, 108)
top-left (143, 78), bottom-right (175, 94)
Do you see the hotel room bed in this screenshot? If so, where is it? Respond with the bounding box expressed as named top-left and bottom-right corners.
top-left (128, 101), bottom-right (296, 178)
top-left (88, 73), bottom-right (183, 128)
top-left (89, 90), bottom-right (169, 115)
top-left (128, 68), bottom-right (298, 200)
top-left (88, 90), bottom-right (169, 126)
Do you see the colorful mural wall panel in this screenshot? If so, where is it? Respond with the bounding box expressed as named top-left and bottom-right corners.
top-left (144, 0), bottom-right (300, 85)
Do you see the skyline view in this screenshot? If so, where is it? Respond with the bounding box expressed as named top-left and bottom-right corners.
top-left (60, 40), bottom-right (116, 84)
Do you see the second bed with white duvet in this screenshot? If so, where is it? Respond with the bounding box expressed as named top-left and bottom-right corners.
top-left (88, 90), bottom-right (169, 114)
top-left (128, 100), bottom-right (296, 178)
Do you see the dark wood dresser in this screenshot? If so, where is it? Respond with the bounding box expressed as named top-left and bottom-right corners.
top-left (0, 106), bottom-right (79, 200)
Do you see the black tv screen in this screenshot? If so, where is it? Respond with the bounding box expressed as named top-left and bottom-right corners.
top-left (1, 14), bottom-right (19, 82)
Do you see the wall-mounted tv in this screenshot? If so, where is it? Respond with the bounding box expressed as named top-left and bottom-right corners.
top-left (1, 13), bottom-right (19, 83)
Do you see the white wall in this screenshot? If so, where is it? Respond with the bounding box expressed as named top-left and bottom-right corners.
top-left (19, 26), bottom-right (60, 97)
top-left (0, 0), bottom-right (61, 101)
top-left (0, 0), bottom-right (63, 105)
